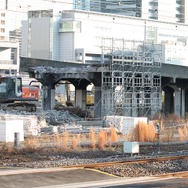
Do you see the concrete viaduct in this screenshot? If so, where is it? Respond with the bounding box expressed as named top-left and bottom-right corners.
top-left (20, 57), bottom-right (188, 118)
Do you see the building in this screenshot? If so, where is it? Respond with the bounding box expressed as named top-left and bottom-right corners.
top-left (56, 0), bottom-right (188, 25)
top-left (73, 0), bottom-right (101, 12)
top-left (22, 9), bottom-right (188, 65)
top-left (0, 9), bottom-right (19, 75)
top-left (0, 0), bottom-right (72, 76)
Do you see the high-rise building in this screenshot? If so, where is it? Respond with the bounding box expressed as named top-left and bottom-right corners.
top-left (73, 0), bottom-right (101, 12)
top-left (100, 0), bottom-right (188, 23)
top-left (101, 0), bottom-right (141, 17)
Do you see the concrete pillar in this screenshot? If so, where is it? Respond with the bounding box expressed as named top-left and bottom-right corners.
top-left (163, 86), bottom-right (174, 115)
top-left (185, 89), bottom-right (188, 116)
top-left (94, 86), bottom-right (101, 118)
top-left (14, 132), bottom-right (20, 148)
top-left (174, 87), bottom-right (181, 116)
top-left (181, 89), bottom-right (185, 117)
top-left (75, 88), bottom-right (87, 110)
top-left (51, 88), bottom-right (55, 109)
top-left (43, 84), bottom-right (55, 111)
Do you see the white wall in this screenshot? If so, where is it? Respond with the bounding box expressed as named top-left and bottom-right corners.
top-left (61, 11), bottom-right (188, 65)
top-left (31, 17), bottom-right (51, 59)
top-left (0, 120), bottom-right (24, 142)
top-left (21, 20), bottom-right (28, 57)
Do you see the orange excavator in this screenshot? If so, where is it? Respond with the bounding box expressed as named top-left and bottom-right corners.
top-left (22, 85), bottom-right (39, 101)
top-left (0, 75), bottom-right (39, 112)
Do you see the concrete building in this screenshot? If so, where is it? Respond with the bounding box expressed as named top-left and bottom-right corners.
top-left (0, 0), bottom-right (72, 76)
top-left (0, 10), bottom-right (19, 75)
top-left (22, 9), bottom-right (188, 65)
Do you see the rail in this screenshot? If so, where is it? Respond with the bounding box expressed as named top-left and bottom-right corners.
top-left (62, 155), bottom-right (188, 169)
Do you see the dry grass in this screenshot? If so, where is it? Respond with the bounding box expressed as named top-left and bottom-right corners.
top-left (89, 127), bottom-right (96, 150)
top-left (3, 114), bottom-right (188, 154)
top-left (132, 121), bottom-right (156, 142)
top-left (178, 126), bottom-right (188, 141)
top-left (24, 137), bottom-right (39, 151)
top-left (98, 130), bottom-right (108, 150)
top-left (0, 143), bottom-right (15, 153)
top-left (109, 127), bottom-right (118, 146)
top-left (15, 127), bottom-right (119, 153)
top-left (71, 136), bottom-right (77, 150)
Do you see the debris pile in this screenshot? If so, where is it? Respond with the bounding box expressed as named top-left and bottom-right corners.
top-left (0, 109), bottom-right (83, 136)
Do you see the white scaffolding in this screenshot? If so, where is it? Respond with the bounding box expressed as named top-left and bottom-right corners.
top-left (101, 38), bottom-right (162, 118)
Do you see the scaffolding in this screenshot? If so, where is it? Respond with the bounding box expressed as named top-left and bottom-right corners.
top-left (101, 38), bottom-right (162, 118)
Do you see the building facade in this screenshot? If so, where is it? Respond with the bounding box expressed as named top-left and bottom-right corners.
top-left (69, 0), bottom-right (188, 25)
top-left (22, 9), bottom-right (188, 65)
top-left (0, 9), bottom-right (19, 75)
top-left (100, 0), bottom-right (188, 24)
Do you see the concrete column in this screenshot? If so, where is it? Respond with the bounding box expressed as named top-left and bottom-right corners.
top-left (75, 88), bottom-right (87, 110)
top-left (94, 86), bottom-right (101, 118)
top-left (51, 88), bottom-right (55, 109)
top-left (181, 89), bottom-right (185, 117)
top-left (163, 86), bottom-right (174, 115)
top-left (174, 87), bottom-right (181, 116)
top-left (42, 84), bottom-right (55, 111)
top-left (14, 132), bottom-right (20, 148)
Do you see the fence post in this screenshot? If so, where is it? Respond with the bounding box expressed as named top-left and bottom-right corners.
top-left (14, 132), bottom-right (20, 148)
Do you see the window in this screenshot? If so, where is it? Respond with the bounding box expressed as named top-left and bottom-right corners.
top-left (1, 20), bottom-right (5, 25)
top-left (0, 36), bottom-right (5, 40)
top-left (0, 28), bottom-right (5, 32)
top-left (1, 13), bottom-right (5, 17)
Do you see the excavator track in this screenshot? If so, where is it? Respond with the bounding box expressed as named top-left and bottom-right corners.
top-left (0, 102), bottom-right (37, 112)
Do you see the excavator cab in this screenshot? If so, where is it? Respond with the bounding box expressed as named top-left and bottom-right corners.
top-left (0, 76), bottom-right (37, 112)
top-left (0, 76), bottom-right (22, 103)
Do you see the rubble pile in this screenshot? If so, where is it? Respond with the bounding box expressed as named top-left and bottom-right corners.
top-left (0, 109), bottom-right (83, 136)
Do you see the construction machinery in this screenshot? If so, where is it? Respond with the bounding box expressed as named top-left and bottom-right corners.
top-left (86, 90), bottom-right (94, 106)
top-left (0, 75), bottom-right (39, 112)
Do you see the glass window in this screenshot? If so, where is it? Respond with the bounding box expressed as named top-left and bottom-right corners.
top-left (1, 13), bottom-right (5, 17)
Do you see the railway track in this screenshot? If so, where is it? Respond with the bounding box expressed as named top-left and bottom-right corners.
top-left (158, 171), bottom-right (188, 178)
top-left (62, 155), bottom-right (188, 169)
